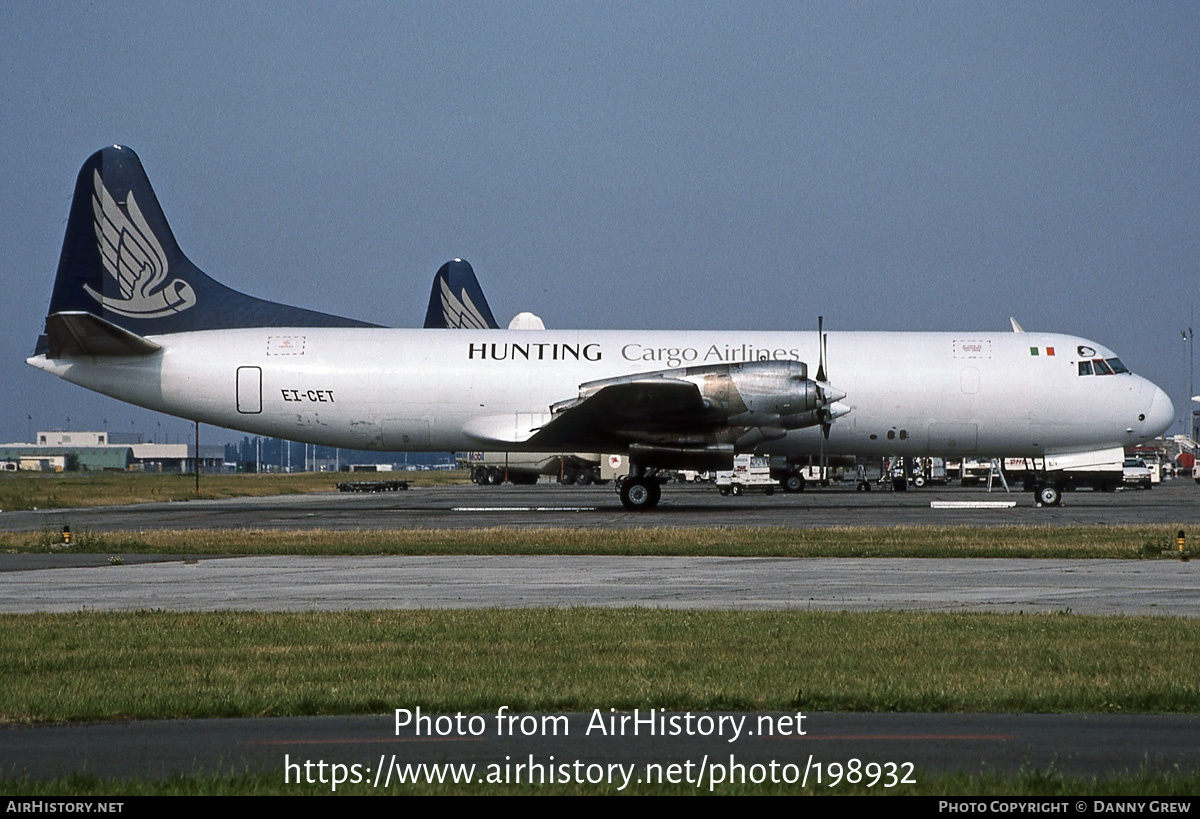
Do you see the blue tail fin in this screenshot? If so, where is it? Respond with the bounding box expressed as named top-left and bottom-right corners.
top-left (39, 145), bottom-right (377, 353)
top-left (423, 259), bottom-right (499, 329)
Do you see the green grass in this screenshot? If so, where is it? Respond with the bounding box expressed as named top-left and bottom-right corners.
top-left (0, 470), bottom-right (469, 511)
top-left (2, 524), bottom-right (1192, 559)
top-left (3, 609), bottom-right (1199, 724)
top-left (3, 482), bottom-right (1194, 795)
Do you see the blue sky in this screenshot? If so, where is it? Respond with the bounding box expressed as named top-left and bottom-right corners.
top-left (2, 1), bottom-right (1197, 444)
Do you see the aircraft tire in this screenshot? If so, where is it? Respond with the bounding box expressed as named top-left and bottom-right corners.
top-left (856, 481), bottom-right (872, 492)
top-left (620, 479), bottom-right (660, 510)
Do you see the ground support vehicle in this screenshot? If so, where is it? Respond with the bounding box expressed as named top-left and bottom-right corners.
top-left (458, 452), bottom-right (605, 486)
top-left (1122, 458), bottom-right (1153, 489)
top-left (1005, 447), bottom-right (1125, 506)
top-left (336, 480), bottom-right (408, 492)
top-left (716, 455), bottom-right (778, 496)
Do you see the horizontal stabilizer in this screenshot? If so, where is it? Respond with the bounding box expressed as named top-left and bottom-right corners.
top-left (44, 311), bottom-right (163, 358)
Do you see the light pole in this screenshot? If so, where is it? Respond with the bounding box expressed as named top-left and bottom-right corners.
top-left (1187, 326), bottom-right (1195, 440)
top-left (1185, 328), bottom-right (1195, 438)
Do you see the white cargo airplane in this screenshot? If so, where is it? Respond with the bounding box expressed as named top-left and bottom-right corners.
top-left (28, 146), bottom-right (1174, 509)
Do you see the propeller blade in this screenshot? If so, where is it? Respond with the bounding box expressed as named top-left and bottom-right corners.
top-left (816, 315), bottom-right (826, 383)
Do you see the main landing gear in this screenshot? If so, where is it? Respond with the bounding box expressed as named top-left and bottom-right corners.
top-left (619, 478), bottom-right (661, 510)
top-left (617, 466), bottom-right (663, 510)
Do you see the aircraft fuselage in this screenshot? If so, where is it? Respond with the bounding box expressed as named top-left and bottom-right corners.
top-left (29, 327), bottom-right (1172, 460)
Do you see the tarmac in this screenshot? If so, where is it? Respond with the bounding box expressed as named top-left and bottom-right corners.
top-left (2, 479), bottom-right (1198, 785)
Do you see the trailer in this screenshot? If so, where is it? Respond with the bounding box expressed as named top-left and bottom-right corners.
top-left (457, 451), bottom-right (606, 486)
top-left (336, 480), bottom-right (409, 492)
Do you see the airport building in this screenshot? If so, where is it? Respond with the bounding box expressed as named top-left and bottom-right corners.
top-left (0, 431), bottom-right (224, 473)
top-left (2, 430), bottom-right (456, 474)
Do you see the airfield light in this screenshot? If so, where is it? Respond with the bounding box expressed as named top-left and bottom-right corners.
top-left (62, 525), bottom-right (71, 545)
top-left (1178, 530), bottom-right (1186, 553)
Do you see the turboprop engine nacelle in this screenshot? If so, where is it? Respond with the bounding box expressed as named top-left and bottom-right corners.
top-left (559, 359), bottom-right (849, 431)
top-left (542, 359), bottom-right (850, 462)
top-left (716, 360), bottom-right (846, 429)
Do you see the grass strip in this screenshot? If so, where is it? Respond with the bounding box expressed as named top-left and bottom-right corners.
top-left (0, 471), bottom-right (468, 511)
top-left (3, 609), bottom-right (1199, 723)
top-left (2, 525), bottom-right (1191, 559)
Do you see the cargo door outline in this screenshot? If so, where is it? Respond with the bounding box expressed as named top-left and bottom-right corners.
top-left (237, 366), bottom-right (262, 414)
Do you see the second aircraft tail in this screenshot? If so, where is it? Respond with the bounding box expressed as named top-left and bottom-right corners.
top-left (423, 258), bottom-right (499, 329)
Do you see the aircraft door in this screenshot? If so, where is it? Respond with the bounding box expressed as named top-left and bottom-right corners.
top-left (236, 366), bottom-right (262, 414)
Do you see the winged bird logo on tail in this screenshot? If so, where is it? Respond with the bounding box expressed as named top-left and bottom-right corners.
top-left (439, 275), bottom-right (491, 329)
top-left (424, 258), bottom-right (500, 329)
top-left (84, 169), bottom-right (197, 319)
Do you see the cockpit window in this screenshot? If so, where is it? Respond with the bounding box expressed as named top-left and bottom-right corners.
top-left (1078, 356), bottom-right (1131, 376)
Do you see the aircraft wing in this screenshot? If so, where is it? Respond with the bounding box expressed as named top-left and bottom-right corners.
top-left (527, 377), bottom-right (715, 449)
top-left (519, 360), bottom-right (847, 467)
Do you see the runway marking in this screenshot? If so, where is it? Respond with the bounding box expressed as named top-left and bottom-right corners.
top-left (452, 507), bottom-right (598, 512)
top-left (930, 501), bottom-right (1018, 509)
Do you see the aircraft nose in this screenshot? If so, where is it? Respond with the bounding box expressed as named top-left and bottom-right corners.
top-left (1143, 383), bottom-right (1174, 437)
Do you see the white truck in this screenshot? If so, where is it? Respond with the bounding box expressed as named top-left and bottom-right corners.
top-left (715, 454), bottom-right (778, 496)
top-left (1003, 447), bottom-right (1125, 505)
